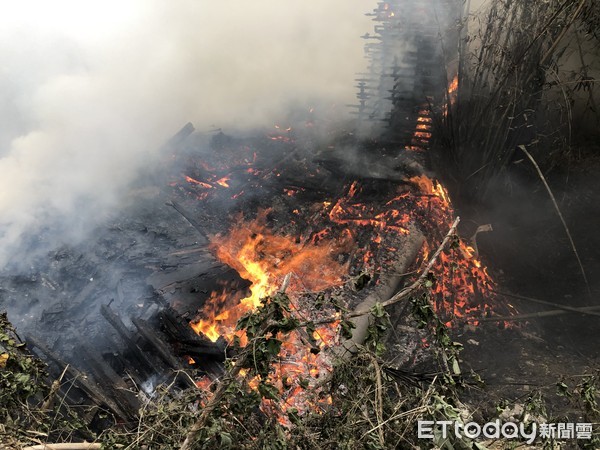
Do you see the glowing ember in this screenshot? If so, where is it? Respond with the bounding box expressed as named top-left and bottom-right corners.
top-left (215, 176), bottom-right (230, 188)
top-left (405, 173), bottom-right (513, 325)
top-left (185, 175), bottom-right (212, 189)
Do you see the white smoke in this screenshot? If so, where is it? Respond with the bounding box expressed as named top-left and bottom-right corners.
top-left (0, 0), bottom-right (371, 268)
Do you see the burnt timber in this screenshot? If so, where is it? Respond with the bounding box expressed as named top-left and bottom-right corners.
top-left (0, 0), bottom-right (464, 427)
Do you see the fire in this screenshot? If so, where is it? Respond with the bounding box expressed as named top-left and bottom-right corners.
top-left (405, 173), bottom-right (509, 325)
top-left (443, 74), bottom-right (459, 116)
top-left (409, 174), bottom-right (450, 206)
top-left (185, 175), bottom-right (212, 189)
top-left (191, 210), bottom-right (350, 343)
top-left (188, 210), bottom-right (350, 417)
top-left (448, 75), bottom-right (458, 99)
top-left (171, 102), bottom-right (513, 421)
top-left (406, 106), bottom-right (433, 151)
top-left (215, 176), bottom-right (230, 188)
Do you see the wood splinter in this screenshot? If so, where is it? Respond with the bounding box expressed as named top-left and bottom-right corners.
top-left (22, 443), bottom-right (101, 450)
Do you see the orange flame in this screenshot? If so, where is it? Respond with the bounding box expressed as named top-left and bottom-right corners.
top-left (191, 211), bottom-right (350, 343)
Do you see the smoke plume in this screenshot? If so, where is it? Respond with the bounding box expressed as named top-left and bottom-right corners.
top-left (0, 0), bottom-right (371, 269)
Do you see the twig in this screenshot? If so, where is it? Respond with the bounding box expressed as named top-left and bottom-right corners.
top-left (491, 289), bottom-right (600, 317)
top-left (279, 273), bottom-right (292, 294)
top-left (22, 444), bottom-right (101, 450)
top-left (540, 0), bottom-right (588, 67)
top-left (367, 354), bottom-right (385, 446)
top-left (379, 217), bottom-right (460, 310)
top-left (180, 349), bottom-right (245, 449)
top-left (475, 304), bottom-right (600, 323)
top-left (518, 145), bottom-right (590, 296)
top-left (41, 365), bottom-right (68, 411)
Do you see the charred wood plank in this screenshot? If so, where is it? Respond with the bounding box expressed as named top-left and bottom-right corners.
top-left (167, 200), bottom-right (209, 242)
top-left (162, 122), bottom-right (195, 152)
top-left (175, 342), bottom-right (227, 360)
top-left (78, 342), bottom-right (141, 417)
top-left (146, 260), bottom-right (222, 291)
top-left (71, 279), bottom-right (98, 311)
top-left (99, 303), bottom-right (161, 377)
top-left (26, 335), bottom-right (131, 421)
top-left (159, 308), bottom-right (227, 360)
top-left (130, 318), bottom-right (195, 390)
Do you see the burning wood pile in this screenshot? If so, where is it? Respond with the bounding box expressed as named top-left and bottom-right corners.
top-left (0, 115), bottom-right (512, 433)
top-left (353, 0), bottom-right (460, 145)
top-left (0, 0), bottom-right (520, 445)
top-left (153, 119), bottom-right (513, 421)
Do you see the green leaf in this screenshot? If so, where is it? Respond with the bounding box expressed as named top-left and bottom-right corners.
top-left (370, 302), bottom-right (386, 318)
top-left (340, 319), bottom-right (355, 340)
top-left (218, 431), bottom-right (233, 448)
top-left (353, 272), bottom-right (371, 290)
top-left (258, 382), bottom-right (280, 401)
top-left (305, 321), bottom-right (316, 336)
top-left (266, 339), bottom-right (282, 357)
top-left (451, 357), bottom-right (461, 375)
top-left (287, 407), bottom-right (301, 425)
top-left (276, 316), bottom-right (300, 333)
top-left (374, 342), bottom-right (386, 357)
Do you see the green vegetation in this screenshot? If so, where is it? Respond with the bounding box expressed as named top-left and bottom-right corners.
top-left (435, 0), bottom-right (600, 202)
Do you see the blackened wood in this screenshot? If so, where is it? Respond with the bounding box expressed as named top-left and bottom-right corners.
top-left (175, 342), bottom-right (227, 361)
top-left (78, 342), bottom-right (141, 417)
top-left (26, 335), bottom-right (130, 421)
top-left (99, 304), bottom-right (161, 377)
top-left (160, 308), bottom-right (227, 360)
top-left (167, 200), bottom-right (209, 241)
top-left (164, 122), bottom-right (195, 150)
top-left (130, 318), bottom-right (195, 388)
top-left (71, 279), bottom-right (98, 310)
top-left (146, 260), bottom-right (221, 291)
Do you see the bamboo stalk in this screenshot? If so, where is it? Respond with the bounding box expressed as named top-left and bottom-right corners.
top-left (476, 305), bottom-right (600, 323)
top-left (491, 289), bottom-right (600, 317)
top-left (518, 145), bottom-right (591, 295)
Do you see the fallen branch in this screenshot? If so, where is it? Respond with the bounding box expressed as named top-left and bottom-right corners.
top-left (333, 226), bottom-right (425, 357)
top-left (22, 444), bottom-right (101, 450)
